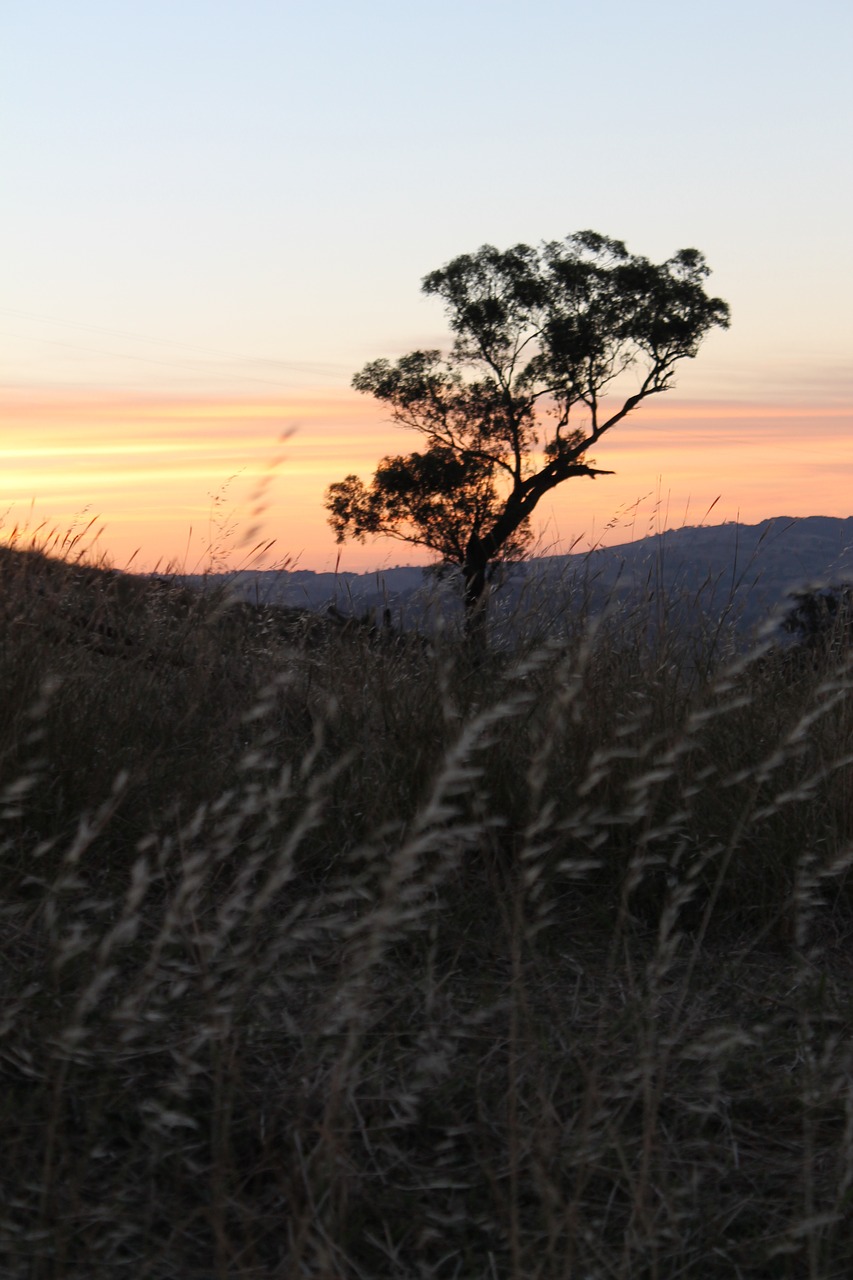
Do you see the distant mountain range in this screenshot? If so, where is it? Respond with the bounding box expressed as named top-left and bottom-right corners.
top-left (175, 516), bottom-right (853, 641)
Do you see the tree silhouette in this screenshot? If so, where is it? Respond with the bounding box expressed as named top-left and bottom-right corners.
top-left (781, 585), bottom-right (853, 658)
top-left (326, 232), bottom-right (729, 640)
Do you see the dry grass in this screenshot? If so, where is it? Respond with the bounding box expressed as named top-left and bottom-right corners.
top-left (2, 542), bottom-right (853, 1278)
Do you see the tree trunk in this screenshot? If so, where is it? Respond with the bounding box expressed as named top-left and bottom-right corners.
top-left (462, 540), bottom-right (489, 656)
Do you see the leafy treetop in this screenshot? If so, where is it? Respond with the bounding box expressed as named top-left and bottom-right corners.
top-left (326, 231), bottom-right (730, 626)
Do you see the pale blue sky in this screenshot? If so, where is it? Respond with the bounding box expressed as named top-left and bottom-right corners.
top-left (3, 0), bottom-right (851, 396)
top-left (1, 1), bottom-right (852, 570)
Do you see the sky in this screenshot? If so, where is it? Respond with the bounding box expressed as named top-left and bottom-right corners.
top-left (2, 0), bottom-right (851, 573)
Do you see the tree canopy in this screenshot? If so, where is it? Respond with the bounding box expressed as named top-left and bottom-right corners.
top-left (326, 231), bottom-right (730, 634)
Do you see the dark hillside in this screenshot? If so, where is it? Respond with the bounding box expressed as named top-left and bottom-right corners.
top-left (2, 537), bottom-right (853, 1277)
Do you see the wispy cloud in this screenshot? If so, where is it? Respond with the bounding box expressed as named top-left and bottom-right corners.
top-left (2, 385), bottom-right (851, 572)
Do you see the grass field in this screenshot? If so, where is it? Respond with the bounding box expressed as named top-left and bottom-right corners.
top-left (2, 538), bottom-right (853, 1278)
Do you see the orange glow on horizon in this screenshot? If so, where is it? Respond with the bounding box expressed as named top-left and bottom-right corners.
top-left (2, 385), bottom-right (852, 573)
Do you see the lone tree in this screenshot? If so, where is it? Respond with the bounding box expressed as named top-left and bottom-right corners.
top-left (326, 231), bottom-right (729, 638)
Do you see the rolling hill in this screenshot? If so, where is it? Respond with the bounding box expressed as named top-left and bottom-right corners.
top-left (178, 515), bottom-right (853, 641)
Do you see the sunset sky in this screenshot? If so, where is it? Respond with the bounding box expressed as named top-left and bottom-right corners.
top-left (3, 0), bottom-right (851, 573)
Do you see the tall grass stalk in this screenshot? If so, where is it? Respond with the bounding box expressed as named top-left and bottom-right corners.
top-left (2, 539), bottom-right (853, 1277)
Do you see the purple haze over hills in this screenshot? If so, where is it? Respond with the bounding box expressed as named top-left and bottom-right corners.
top-left (176, 516), bottom-right (853, 640)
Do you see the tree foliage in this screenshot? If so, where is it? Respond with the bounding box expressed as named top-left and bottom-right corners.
top-left (782, 585), bottom-right (853, 656)
top-left (326, 231), bottom-right (730, 631)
